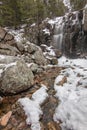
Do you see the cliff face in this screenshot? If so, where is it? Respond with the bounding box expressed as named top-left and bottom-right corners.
top-left (24, 2), bottom-right (87, 58)
top-left (63, 6), bottom-right (87, 57)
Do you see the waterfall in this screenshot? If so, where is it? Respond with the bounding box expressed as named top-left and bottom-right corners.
top-left (52, 18), bottom-right (64, 52)
top-left (53, 34), bottom-right (63, 51)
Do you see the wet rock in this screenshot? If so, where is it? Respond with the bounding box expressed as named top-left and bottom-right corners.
top-left (46, 56), bottom-right (58, 65)
top-left (0, 60), bottom-right (34, 94)
top-left (50, 57), bottom-right (58, 65)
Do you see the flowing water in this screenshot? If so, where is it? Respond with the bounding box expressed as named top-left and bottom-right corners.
top-left (53, 18), bottom-right (64, 52)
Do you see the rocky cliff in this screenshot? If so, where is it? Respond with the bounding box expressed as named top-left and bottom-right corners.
top-left (25, 4), bottom-right (87, 58)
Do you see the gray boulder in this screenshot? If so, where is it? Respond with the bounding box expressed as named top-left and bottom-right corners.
top-left (0, 60), bottom-right (34, 94)
top-left (0, 43), bottom-right (20, 56)
top-left (24, 41), bottom-right (39, 53)
top-left (16, 41), bottom-right (25, 52)
top-left (33, 49), bottom-right (47, 65)
top-left (25, 42), bottom-right (47, 65)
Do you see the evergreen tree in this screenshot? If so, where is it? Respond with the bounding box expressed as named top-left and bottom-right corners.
top-left (0, 0), bottom-right (66, 26)
top-left (48, 0), bottom-right (65, 17)
top-left (0, 0), bottom-right (21, 27)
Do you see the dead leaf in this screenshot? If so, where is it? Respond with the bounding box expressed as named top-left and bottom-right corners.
top-left (0, 111), bottom-right (12, 126)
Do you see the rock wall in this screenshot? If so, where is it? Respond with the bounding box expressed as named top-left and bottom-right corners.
top-left (24, 20), bottom-right (53, 46)
top-left (0, 27), bottom-right (59, 95)
top-left (63, 7), bottom-right (87, 57)
top-left (24, 6), bottom-right (87, 58)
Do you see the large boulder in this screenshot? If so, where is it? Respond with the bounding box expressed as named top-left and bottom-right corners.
top-left (0, 60), bottom-right (34, 94)
top-left (24, 20), bottom-right (53, 46)
top-left (33, 49), bottom-right (47, 65)
top-left (63, 10), bottom-right (87, 57)
top-left (25, 41), bottom-right (39, 53)
top-left (24, 42), bottom-right (47, 65)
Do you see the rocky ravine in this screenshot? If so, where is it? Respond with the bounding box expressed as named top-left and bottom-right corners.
top-left (0, 4), bottom-right (87, 130)
top-left (0, 27), bottom-right (62, 130)
top-left (25, 4), bottom-right (87, 58)
top-left (0, 26), bottom-right (87, 130)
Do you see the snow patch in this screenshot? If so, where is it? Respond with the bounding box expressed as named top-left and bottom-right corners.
top-left (58, 56), bottom-right (87, 68)
top-left (48, 17), bottom-right (63, 29)
top-left (6, 28), bottom-right (24, 43)
top-left (31, 23), bottom-right (36, 27)
top-left (0, 55), bottom-right (5, 59)
top-left (43, 28), bottom-right (50, 35)
top-left (18, 84), bottom-right (48, 130)
top-left (54, 56), bottom-right (87, 130)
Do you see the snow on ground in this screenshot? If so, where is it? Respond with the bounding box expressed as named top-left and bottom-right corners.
top-left (18, 84), bottom-right (48, 130)
top-left (48, 17), bottom-right (63, 29)
top-left (0, 55), bottom-right (6, 59)
top-left (9, 29), bottom-right (24, 43)
top-left (44, 46), bottom-right (56, 57)
top-left (5, 27), bottom-right (25, 43)
top-left (54, 56), bottom-right (87, 130)
top-left (58, 56), bottom-right (87, 68)
top-left (43, 28), bottom-right (50, 35)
